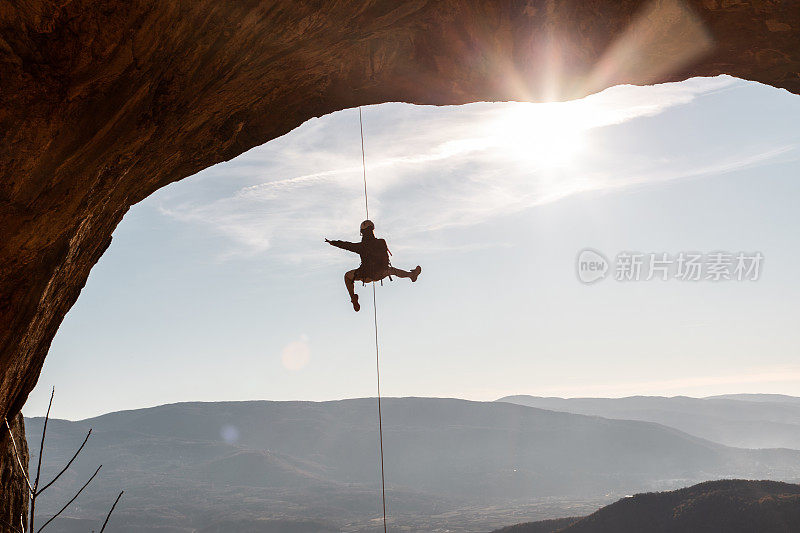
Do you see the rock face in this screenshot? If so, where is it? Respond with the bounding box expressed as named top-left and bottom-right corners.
top-left (0, 413), bottom-right (28, 531)
top-left (0, 0), bottom-right (798, 518)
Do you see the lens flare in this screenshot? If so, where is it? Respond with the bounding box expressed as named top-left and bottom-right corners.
top-left (281, 336), bottom-right (310, 371)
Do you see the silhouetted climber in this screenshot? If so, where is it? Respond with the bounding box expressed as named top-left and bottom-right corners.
top-left (326, 220), bottom-right (421, 312)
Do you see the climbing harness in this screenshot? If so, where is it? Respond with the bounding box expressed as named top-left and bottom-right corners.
top-left (359, 106), bottom-right (389, 533)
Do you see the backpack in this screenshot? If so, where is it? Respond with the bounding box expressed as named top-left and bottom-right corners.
top-left (360, 238), bottom-right (390, 272)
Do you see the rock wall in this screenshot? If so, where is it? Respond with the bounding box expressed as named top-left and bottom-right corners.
top-left (1, 0), bottom-right (798, 519)
top-left (0, 413), bottom-right (28, 532)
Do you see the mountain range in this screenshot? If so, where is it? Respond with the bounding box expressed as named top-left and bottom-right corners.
top-left (497, 394), bottom-right (800, 449)
top-left (25, 396), bottom-right (800, 532)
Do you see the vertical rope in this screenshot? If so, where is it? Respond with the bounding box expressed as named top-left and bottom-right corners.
top-left (372, 283), bottom-right (388, 533)
top-left (359, 106), bottom-right (388, 533)
top-left (359, 107), bottom-right (370, 220)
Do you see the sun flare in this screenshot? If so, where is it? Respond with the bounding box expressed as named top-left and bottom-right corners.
top-left (490, 102), bottom-right (589, 168)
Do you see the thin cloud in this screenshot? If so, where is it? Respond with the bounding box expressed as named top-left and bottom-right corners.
top-left (532, 365), bottom-right (800, 398)
top-left (155, 76), bottom-right (790, 262)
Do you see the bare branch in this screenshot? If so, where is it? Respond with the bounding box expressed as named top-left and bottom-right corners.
top-left (36, 428), bottom-right (92, 496)
top-left (33, 387), bottom-right (55, 492)
top-left (99, 491), bottom-right (124, 533)
top-left (4, 417), bottom-right (33, 495)
top-left (36, 465), bottom-right (102, 533)
top-left (30, 386), bottom-right (55, 533)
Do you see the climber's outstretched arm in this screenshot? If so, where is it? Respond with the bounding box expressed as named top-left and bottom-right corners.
top-left (325, 239), bottom-right (361, 253)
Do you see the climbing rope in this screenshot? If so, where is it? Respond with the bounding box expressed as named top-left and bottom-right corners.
top-left (359, 106), bottom-right (388, 533)
top-left (360, 107), bottom-right (370, 221)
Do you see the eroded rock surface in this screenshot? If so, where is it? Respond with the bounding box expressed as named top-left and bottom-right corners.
top-left (1, 0), bottom-right (798, 517)
top-left (0, 413), bottom-right (28, 530)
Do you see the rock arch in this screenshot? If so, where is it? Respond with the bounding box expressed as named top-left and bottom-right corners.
top-left (1, 0), bottom-right (798, 518)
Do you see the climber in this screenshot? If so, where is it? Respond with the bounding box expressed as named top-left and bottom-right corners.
top-left (326, 220), bottom-right (421, 312)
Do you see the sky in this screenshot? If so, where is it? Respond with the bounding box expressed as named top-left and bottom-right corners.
top-left (24, 75), bottom-right (800, 420)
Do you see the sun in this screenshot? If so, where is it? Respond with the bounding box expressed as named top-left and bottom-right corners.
top-left (488, 102), bottom-right (589, 168)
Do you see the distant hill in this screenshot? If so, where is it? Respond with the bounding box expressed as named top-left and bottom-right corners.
top-left (708, 393), bottom-right (800, 404)
top-left (493, 480), bottom-right (800, 533)
top-left (497, 395), bottom-right (800, 449)
top-left (25, 398), bottom-right (800, 532)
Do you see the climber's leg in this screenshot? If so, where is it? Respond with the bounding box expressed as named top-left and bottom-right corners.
top-left (345, 270), bottom-right (357, 297)
top-left (390, 266), bottom-right (422, 282)
top-left (344, 270), bottom-right (360, 311)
